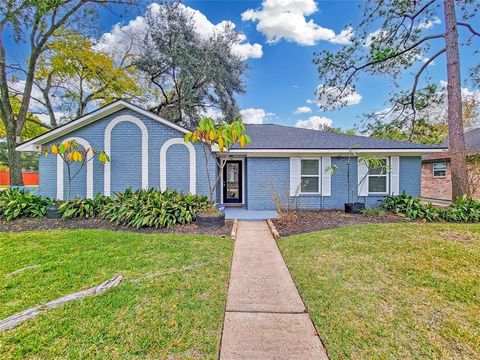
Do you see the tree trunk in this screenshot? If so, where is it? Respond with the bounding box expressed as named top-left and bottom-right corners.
top-left (444, 0), bottom-right (468, 199)
top-left (6, 128), bottom-right (23, 186)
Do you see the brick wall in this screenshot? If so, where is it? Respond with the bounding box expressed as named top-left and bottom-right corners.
top-left (39, 108), bottom-right (216, 199)
top-left (421, 161), bottom-right (452, 200)
top-left (422, 160), bottom-right (480, 200)
top-left (247, 156), bottom-right (422, 211)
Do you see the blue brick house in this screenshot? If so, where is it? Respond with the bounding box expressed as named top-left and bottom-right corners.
top-left (17, 100), bottom-right (444, 210)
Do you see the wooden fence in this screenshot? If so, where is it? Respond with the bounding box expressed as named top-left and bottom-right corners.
top-left (0, 172), bottom-right (39, 186)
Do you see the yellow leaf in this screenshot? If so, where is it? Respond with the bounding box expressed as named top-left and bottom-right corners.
top-left (51, 144), bottom-right (58, 154)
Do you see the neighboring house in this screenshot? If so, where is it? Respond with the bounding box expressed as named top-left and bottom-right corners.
top-left (17, 100), bottom-right (443, 210)
top-left (422, 128), bottom-right (480, 201)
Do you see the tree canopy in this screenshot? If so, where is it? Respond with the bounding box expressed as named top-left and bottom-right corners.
top-left (314, 0), bottom-right (479, 198)
top-left (34, 30), bottom-right (143, 127)
top-left (136, 2), bottom-right (246, 127)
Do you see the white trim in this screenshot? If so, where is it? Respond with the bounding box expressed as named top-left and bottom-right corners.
top-left (390, 156), bottom-right (400, 195)
top-left (220, 158), bottom-right (245, 205)
top-left (432, 161), bottom-right (447, 177)
top-left (321, 156), bottom-right (332, 197)
top-left (299, 158), bottom-right (322, 195)
top-left (104, 115), bottom-right (149, 196)
top-left (367, 157), bottom-right (389, 195)
top-left (358, 160), bottom-right (369, 197)
top-left (228, 148), bottom-right (445, 155)
top-left (56, 137), bottom-right (93, 200)
top-left (289, 157), bottom-right (301, 196)
top-left (160, 138), bottom-right (196, 194)
top-left (16, 100), bottom-right (189, 152)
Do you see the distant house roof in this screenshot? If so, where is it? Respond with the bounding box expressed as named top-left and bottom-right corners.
top-left (231, 124), bottom-right (443, 152)
top-left (423, 128), bottom-right (480, 162)
top-left (440, 128), bottom-right (480, 152)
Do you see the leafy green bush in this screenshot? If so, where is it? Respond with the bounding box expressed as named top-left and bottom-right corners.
top-left (0, 189), bottom-right (51, 221)
top-left (59, 193), bottom-right (112, 219)
top-left (382, 192), bottom-right (440, 221)
top-left (441, 196), bottom-right (480, 222)
top-left (382, 192), bottom-right (480, 222)
top-left (101, 188), bottom-right (210, 228)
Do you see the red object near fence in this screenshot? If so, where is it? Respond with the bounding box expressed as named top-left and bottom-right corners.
top-left (0, 172), bottom-right (39, 186)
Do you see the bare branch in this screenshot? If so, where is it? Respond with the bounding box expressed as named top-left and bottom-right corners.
top-left (338, 33), bottom-right (445, 95)
top-left (457, 22), bottom-right (480, 37)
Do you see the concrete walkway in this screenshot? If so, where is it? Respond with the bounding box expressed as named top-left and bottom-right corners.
top-left (220, 221), bottom-right (328, 360)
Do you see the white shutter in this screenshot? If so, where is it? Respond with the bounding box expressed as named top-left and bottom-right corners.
top-left (358, 159), bottom-right (369, 197)
top-left (321, 157), bottom-right (332, 196)
top-left (390, 156), bottom-right (400, 195)
top-left (290, 157), bottom-right (301, 196)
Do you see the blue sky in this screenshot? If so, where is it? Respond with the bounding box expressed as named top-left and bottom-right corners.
top-left (6, 0), bottom-right (480, 130)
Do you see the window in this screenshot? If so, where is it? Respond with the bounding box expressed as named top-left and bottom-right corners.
top-left (301, 159), bottom-right (320, 193)
top-left (433, 162), bottom-right (446, 177)
top-left (368, 158), bottom-right (388, 194)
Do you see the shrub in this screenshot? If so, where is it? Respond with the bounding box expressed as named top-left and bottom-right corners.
top-left (382, 192), bottom-right (440, 221)
top-left (101, 188), bottom-right (210, 228)
top-left (382, 192), bottom-right (480, 222)
top-left (441, 195), bottom-right (480, 222)
top-left (59, 193), bottom-right (112, 219)
top-left (0, 189), bottom-right (51, 221)
top-left (361, 207), bottom-right (387, 218)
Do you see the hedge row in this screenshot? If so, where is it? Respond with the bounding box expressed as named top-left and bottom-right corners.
top-left (0, 188), bottom-right (210, 228)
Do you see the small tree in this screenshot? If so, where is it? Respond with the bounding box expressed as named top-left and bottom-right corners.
top-left (184, 117), bottom-right (250, 212)
top-left (43, 140), bottom-right (110, 200)
top-left (326, 150), bottom-right (390, 205)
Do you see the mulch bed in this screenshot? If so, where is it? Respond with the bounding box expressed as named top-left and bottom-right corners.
top-left (272, 210), bottom-right (410, 237)
top-left (0, 217), bottom-right (234, 237)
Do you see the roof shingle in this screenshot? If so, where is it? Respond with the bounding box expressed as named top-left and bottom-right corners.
top-left (240, 124), bottom-right (442, 150)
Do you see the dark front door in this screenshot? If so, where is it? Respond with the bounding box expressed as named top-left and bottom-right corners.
top-left (223, 160), bottom-right (242, 204)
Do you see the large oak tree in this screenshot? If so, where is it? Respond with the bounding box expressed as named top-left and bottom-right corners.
top-left (136, 2), bottom-right (246, 127)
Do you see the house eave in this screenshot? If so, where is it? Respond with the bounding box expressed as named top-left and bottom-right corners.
top-left (226, 148), bottom-right (447, 156)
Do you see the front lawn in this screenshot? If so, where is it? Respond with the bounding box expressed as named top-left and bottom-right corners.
top-left (278, 223), bottom-right (480, 359)
top-left (0, 230), bottom-right (233, 359)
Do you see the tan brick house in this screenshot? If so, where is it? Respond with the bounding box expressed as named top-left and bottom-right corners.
top-left (422, 128), bottom-right (480, 201)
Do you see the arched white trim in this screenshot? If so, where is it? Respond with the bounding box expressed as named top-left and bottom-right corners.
top-left (160, 138), bottom-right (196, 194)
top-left (104, 115), bottom-right (149, 196)
top-left (56, 137), bottom-right (93, 200)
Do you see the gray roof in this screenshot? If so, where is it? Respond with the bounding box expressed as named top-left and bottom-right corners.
top-left (239, 124), bottom-right (442, 150)
top-left (441, 128), bottom-right (480, 151)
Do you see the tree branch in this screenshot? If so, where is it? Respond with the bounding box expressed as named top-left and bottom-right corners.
top-left (457, 22), bottom-right (480, 38)
top-left (338, 33), bottom-right (445, 95)
top-left (407, 47), bottom-right (446, 139)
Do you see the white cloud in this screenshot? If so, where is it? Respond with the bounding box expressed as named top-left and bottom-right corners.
top-left (295, 115), bottom-right (333, 130)
top-left (8, 80), bottom-right (45, 112)
top-left (201, 107), bottom-right (223, 121)
top-left (241, 0), bottom-right (353, 46)
top-left (330, 26), bottom-right (354, 45)
top-left (294, 106), bottom-right (312, 114)
top-left (418, 17), bottom-right (441, 30)
top-left (232, 34), bottom-right (263, 59)
top-left (310, 85), bottom-right (362, 109)
top-left (240, 108), bottom-right (274, 124)
top-left (97, 3), bottom-right (262, 60)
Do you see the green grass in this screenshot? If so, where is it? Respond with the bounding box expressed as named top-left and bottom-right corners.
top-left (0, 230), bottom-right (233, 359)
top-left (278, 223), bottom-right (480, 359)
